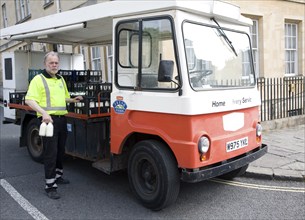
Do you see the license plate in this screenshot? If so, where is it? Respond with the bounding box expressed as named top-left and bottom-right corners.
top-left (226, 137), bottom-right (248, 152)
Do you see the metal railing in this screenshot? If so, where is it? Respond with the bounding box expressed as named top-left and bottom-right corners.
top-left (257, 76), bottom-right (305, 121)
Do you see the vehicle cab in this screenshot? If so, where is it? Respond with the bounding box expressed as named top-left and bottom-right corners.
top-left (111, 1), bottom-right (266, 182)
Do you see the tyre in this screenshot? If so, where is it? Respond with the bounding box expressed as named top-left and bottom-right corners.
top-left (219, 164), bottom-right (249, 180)
top-left (26, 118), bottom-right (44, 163)
top-left (128, 140), bottom-right (180, 210)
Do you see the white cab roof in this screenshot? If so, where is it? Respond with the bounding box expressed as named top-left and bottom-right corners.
top-left (0, 0), bottom-right (251, 45)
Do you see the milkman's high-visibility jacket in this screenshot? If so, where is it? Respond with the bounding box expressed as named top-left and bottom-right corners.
top-left (25, 70), bottom-right (70, 117)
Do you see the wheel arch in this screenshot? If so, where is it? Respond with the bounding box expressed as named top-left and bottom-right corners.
top-left (118, 132), bottom-right (178, 169)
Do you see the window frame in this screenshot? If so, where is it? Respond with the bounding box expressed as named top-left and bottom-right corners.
top-left (2, 3), bottom-right (8, 28)
top-left (91, 46), bottom-right (102, 70)
top-left (285, 22), bottom-right (298, 76)
top-left (117, 28), bottom-right (152, 69)
top-left (250, 19), bottom-right (259, 77)
top-left (80, 46), bottom-right (87, 70)
top-left (106, 45), bottom-right (113, 82)
top-left (15, 0), bottom-right (31, 23)
top-left (114, 15), bottom-right (180, 92)
top-left (182, 20), bottom-right (256, 91)
top-left (43, 0), bottom-right (54, 9)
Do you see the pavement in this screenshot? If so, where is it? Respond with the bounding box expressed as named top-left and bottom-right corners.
top-left (246, 123), bottom-right (305, 181)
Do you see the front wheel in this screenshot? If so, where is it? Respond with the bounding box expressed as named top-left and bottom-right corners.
top-left (26, 118), bottom-right (44, 163)
top-left (128, 140), bottom-right (180, 210)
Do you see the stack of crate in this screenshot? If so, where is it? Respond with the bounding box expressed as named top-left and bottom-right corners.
top-left (60, 70), bottom-right (111, 115)
top-left (9, 92), bottom-right (27, 105)
top-left (25, 69), bottom-right (112, 116)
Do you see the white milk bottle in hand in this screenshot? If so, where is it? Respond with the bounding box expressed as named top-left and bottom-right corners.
top-left (39, 122), bottom-right (47, 136)
top-left (46, 122), bottom-right (54, 137)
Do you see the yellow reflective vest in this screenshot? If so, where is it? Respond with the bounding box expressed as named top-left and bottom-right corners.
top-left (25, 71), bottom-right (70, 116)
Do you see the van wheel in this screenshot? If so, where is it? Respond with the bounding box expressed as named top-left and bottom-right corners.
top-left (128, 140), bottom-right (180, 211)
top-left (26, 118), bottom-right (44, 163)
top-left (219, 164), bottom-right (249, 180)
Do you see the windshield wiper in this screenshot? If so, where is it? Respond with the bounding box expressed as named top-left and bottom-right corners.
top-left (211, 17), bottom-right (238, 57)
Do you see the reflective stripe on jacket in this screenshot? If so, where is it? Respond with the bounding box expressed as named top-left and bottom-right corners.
top-left (39, 74), bottom-right (67, 111)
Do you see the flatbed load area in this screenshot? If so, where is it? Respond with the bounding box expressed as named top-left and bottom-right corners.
top-left (7, 69), bottom-right (112, 162)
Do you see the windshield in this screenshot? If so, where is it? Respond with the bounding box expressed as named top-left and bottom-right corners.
top-left (183, 21), bottom-right (255, 90)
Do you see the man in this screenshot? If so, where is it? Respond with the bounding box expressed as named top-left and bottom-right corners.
top-left (25, 51), bottom-right (83, 199)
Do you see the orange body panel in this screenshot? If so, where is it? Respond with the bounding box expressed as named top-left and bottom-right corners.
top-left (111, 106), bottom-right (261, 169)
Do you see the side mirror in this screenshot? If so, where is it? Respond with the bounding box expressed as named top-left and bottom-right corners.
top-left (158, 60), bottom-right (174, 82)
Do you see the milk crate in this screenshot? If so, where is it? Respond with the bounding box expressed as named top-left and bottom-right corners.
top-left (9, 92), bottom-right (26, 104)
top-left (68, 83), bottom-right (112, 115)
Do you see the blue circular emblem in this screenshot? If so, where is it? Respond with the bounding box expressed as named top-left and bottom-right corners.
top-left (113, 100), bottom-right (127, 114)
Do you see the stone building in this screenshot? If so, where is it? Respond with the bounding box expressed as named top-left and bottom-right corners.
top-left (230, 0), bottom-right (305, 78)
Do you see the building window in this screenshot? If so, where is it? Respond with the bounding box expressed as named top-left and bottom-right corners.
top-left (57, 44), bottom-right (64, 53)
top-left (91, 47), bottom-right (101, 70)
top-left (242, 51), bottom-right (251, 77)
top-left (43, 0), bottom-right (54, 9)
top-left (106, 45), bottom-right (113, 82)
top-left (185, 39), bottom-right (196, 70)
top-left (80, 46), bottom-right (87, 70)
top-left (44, 0), bottom-right (53, 4)
top-left (250, 19), bottom-right (259, 76)
top-left (2, 3), bottom-right (8, 27)
top-left (40, 43), bottom-right (47, 52)
top-left (285, 23), bottom-right (298, 75)
top-left (15, 0), bottom-right (31, 22)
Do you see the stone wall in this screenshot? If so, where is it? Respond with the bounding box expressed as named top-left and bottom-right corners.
top-left (261, 115), bottom-right (305, 131)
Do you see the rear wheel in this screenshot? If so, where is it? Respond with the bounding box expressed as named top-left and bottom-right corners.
top-left (219, 164), bottom-right (249, 180)
top-left (26, 118), bottom-right (44, 163)
top-left (128, 140), bottom-right (180, 210)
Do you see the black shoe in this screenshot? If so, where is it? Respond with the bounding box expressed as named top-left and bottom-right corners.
top-left (56, 177), bottom-right (70, 184)
top-left (46, 189), bottom-right (60, 199)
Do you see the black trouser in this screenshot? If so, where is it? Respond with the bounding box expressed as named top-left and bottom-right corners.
top-left (42, 115), bottom-right (67, 190)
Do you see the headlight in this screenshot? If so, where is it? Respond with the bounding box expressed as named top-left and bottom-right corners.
top-left (256, 123), bottom-right (263, 137)
top-left (198, 136), bottom-right (210, 154)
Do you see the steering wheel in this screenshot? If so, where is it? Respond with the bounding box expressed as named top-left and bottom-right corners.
top-left (189, 70), bottom-right (212, 83)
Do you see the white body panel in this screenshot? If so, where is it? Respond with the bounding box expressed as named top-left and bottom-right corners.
top-left (2, 51), bottom-right (29, 90)
top-left (3, 88), bottom-right (19, 120)
top-left (2, 51), bottom-right (84, 90)
top-left (111, 88), bottom-right (260, 115)
top-left (111, 9), bottom-right (258, 116)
